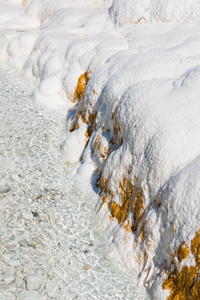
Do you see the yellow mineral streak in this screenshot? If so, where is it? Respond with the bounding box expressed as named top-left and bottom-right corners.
top-left (73, 71), bottom-right (90, 102)
top-left (88, 111), bottom-right (97, 137)
top-left (146, 239), bottom-right (151, 252)
top-left (163, 266), bottom-right (199, 300)
top-left (104, 146), bottom-right (108, 155)
top-left (122, 219), bottom-right (132, 232)
top-left (137, 219), bottom-right (147, 244)
top-left (83, 111), bottom-right (97, 148)
top-left (81, 109), bottom-right (87, 123)
top-left (138, 253), bottom-right (143, 265)
top-left (98, 194), bottom-right (110, 212)
top-left (191, 228), bottom-right (200, 268)
top-left (99, 172), bottom-right (145, 230)
top-left (69, 108), bottom-right (97, 148)
top-left (93, 131), bottom-right (102, 149)
top-left (96, 141), bottom-right (102, 152)
top-left (84, 129), bottom-right (89, 139)
top-left (101, 146), bottom-right (108, 158)
top-left (177, 241), bottom-right (189, 263)
top-left (130, 185), bottom-right (145, 232)
top-left (163, 228), bottom-right (200, 299)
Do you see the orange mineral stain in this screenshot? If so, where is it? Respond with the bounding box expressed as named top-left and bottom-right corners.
top-left (73, 71), bottom-right (91, 102)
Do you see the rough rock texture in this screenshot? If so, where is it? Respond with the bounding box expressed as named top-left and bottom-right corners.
top-left (109, 0), bottom-right (200, 25)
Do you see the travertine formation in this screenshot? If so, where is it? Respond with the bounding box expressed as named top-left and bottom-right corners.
top-left (0, 0), bottom-right (200, 299)
top-left (0, 65), bottom-right (146, 300)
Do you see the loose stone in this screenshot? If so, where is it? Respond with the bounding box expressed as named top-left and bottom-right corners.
top-left (22, 210), bottom-right (33, 220)
top-left (28, 237), bottom-right (43, 248)
top-left (8, 259), bottom-right (21, 267)
top-left (83, 264), bottom-right (90, 270)
top-left (19, 239), bottom-right (28, 247)
top-left (0, 253), bottom-right (11, 263)
top-left (24, 273), bottom-right (42, 291)
top-left (4, 276), bottom-right (15, 284)
top-left (1, 187), bottom-right (11, 193)
top-left (31, 211), bottom-right (39, 217)
top-left (17, 291), bottom-right (45, 300)
top-left (15, 277), bottom-right (25, 288)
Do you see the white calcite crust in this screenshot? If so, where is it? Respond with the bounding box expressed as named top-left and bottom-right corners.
top-left (109, 0), bottom-right (200, 25)
top-left (0, 0), bottom-right (200, 299)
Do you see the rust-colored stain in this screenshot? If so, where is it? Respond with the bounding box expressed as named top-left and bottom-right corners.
top-left (31, 48), bottom-right (37, 54)
top-left (137, 219), bottom-right (147, 244)
top-left (191, 228), bottom-right (200, 268)
top-left (84, 129), bottom-right (89, 140)
top-left (122, 219), bottom-right (132, 233)
top-left (163, 228), bottom-right (200, 299)
top-left (69, 108), bottom-right (97, 148)
top-left (87, 111), bottom-right (97, 137)
top-left (101, 146), bottom-right (108, 158)
top-left (83, 110), bottom-right (97, 148)
top-left (163, 265), bottom-right (199, 300)
top-left (93, 131), bottom-right (102, 149)
top-left (92, 131), bottom-right (109, 159)
top-left (146, 238), bottom-right (151, 252)
top-left (138, 253), bottom-right (142, 265)
top-left (69, 113), bottom-right (80, 132)
top-left (124, 233), bottom-right (131, 244)
top-left (21, 0), bottom-right (26, 4)
top-left (110, 117), bottom-right (124, 147)
top-left (96, 141), bottom-right (102, 152)
top-left (177, 241), bottom-right (189, 263)
top-left (99, 170), bottom-right (145, 232)
top-left (98, 194), bottom-right (110, 212)
top-left (73, 71), bottom-right (90, 102)
top-left (81, 109), bottom-right (87, 123)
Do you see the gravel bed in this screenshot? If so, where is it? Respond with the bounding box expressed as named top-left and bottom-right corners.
top-left (0, 64), bottom-right (147, 300)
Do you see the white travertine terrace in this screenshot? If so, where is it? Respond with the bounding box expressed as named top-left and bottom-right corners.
top-left (1, 0), bottom-right (200, 299)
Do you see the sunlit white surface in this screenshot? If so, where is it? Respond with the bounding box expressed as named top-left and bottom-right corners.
top-left (0, 64), bottom-right (149, 299)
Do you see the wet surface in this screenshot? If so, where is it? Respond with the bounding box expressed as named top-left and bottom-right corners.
top-left (0, 64), bottom-right (148, 300)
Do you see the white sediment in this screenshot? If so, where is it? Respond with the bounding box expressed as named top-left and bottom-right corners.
top-left (0, 0), bottom-right (200, 299)
top-left (0, 64), bottom-right (147, 299)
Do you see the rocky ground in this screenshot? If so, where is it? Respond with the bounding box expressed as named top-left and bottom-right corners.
top-left (0, 64), bottom-right (148, 300)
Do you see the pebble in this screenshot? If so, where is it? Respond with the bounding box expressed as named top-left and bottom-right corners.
top-left (4, 276), bottom-right (15, 284)
top-left (1, 187), bottom-right (11, 193)
top-left (15, 277), bottom-right (25, 288)
top-left (28, 237), bottom-right (43, 248)
top-left (3, 292), bottom-right (15, 300)
top-left (19, 239), bottom-right (28, 247)
top-left (0, 67), bottom-right (147, 300)
top-left (17, 291), bottom-right (45, 300)
top-left (31, 211), bottom-right (39, 217)
top-left (0, 253), bottom-right (11, 263)
top-left (24, 273), bottom-right (43, 291)
top-left (46, 281), bottom-right (58, 297)
top-left (8, 259), bottom-right (21, 267)
top-left (22, 210), bottom-right (33, 220)
top-left (83, 264), bottom-right (90, 270)
top-left (0, 261), bottom-right (6, 271)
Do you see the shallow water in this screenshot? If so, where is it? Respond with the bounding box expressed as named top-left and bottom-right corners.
top-left (0, 64), bottom-right (149, 300)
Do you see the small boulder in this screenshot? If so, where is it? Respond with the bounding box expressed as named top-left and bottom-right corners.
top-left (24, 273), bottom-right (43, 291)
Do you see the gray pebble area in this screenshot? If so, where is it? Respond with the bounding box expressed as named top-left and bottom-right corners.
top-left (0, 65), bottom-right (147, 300)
